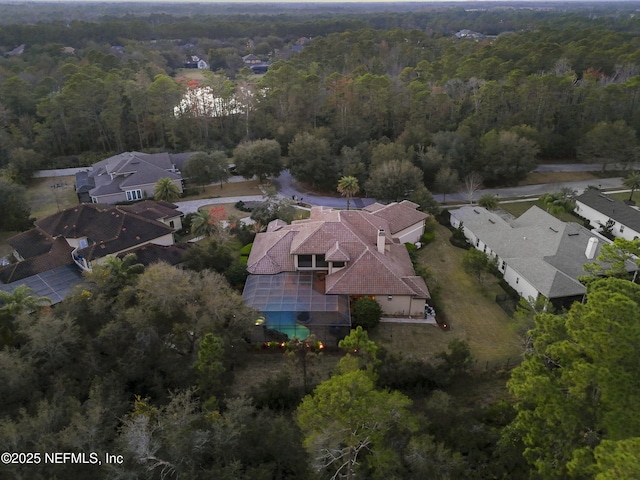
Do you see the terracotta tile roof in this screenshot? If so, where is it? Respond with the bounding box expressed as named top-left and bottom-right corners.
top-left (325, 248), bottom-right (425, 296)
top-left (325, 241), bottom-right (350, 261)
top-left (247, 206), bottom-right (429, 299)
top-left (247, 230), bottom-right (297, 274)
top-left (368, 200), bottom-right (427, 234)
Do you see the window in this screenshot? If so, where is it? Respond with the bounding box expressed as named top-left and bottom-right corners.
top-left (620, 225), bottom-right (625, 233)
top-left (475, 238), bottom-right (480, 247)
top-left (516, 277), bottom-right (519, 284)
top-left (126, 189), bottom-right (142, 201)
top-left (298, 255), bottom-right (313, 267)
top-left (501, 261), bottom-right (506, 271)
top-left (332, 261), bottom-right (345, 268)
top-left (316, 254), bottom-right (328, 268)
top-left (169, 220), bottom-right (175, 229)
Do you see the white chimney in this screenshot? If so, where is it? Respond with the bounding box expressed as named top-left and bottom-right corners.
top-left (377, 229), bottom-right (386, 254)
top-left (585, 237), bottom-right (599, 259)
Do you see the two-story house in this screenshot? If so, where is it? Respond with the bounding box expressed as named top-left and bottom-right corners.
top-left (243, 203), bottom-right (430, 343)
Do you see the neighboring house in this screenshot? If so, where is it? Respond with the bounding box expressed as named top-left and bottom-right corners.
top-left (5, 44), bottom-right (25, 57)
top-left (242, 54), bottom-right (262, 65)
top-left (455, 29), bottom-right (487, 40)
top-left (243, 203), bottom-right (429, 342)
top-left (574, 189), bottom-right (640, 240)
top-left (241, 54), bottom-right (270, 73)
top-left (2, 201), bottom-right (183, 280)
top-left (449, 205), bottom-right (633, 304)
top-left (76, 151), bottom-right (193, 204)
top-left (184, 55), bottom-right (209, 69)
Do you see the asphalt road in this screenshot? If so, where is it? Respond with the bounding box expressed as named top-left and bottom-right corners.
top-left (274, 169), bottom-right (626, 206)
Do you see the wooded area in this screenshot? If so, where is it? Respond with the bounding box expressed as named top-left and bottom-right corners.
top-left (2, 2), bottom-right (640, 479)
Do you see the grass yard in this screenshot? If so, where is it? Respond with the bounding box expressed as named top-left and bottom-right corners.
top-left (26, 175), bottom-right (78, 219)
top-left (197, 202), bottom-right (251, 220)
top-left (499, 198), bottom-right (580, 223)
top-left (607, 191), bottom-right (639, 204)
top-left (184, 179), bottom-right (263, 200)
top-left (371, 224), bottom-right (523, 366)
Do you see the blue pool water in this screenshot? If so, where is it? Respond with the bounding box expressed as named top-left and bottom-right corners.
top-left (264, 311), bottom-right (311, 340)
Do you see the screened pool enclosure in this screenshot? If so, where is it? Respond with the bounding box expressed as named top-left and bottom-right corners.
top-left (242, 272), bottom-right (351, 345)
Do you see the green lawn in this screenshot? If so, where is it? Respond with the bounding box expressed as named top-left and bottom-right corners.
top-left (499, 199), bottom-right (579, 223)
top-left (370, 224), bottom-right (523, 367)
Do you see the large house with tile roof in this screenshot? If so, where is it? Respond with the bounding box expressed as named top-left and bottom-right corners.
top-left (76, 152), bottom-right (194, 204)
top-left (244, 202), bottom-right (430, 335)
top-left (449, 205), bottom-right (635, 304)
top-left (1, 202), bottom-right (186, 299)
top-left (574, 188), bottom-right (640, 241)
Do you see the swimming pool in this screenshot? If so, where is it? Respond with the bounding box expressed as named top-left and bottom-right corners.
top-left (263, 311), bottom-right (311, 340)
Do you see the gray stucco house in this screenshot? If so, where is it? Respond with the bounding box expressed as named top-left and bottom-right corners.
top-left (76, 152), bottom-right (194, 204)
top-left (449, 205), bottom-right (635, 304)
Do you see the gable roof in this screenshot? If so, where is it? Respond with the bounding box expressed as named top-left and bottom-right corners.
top-left (84, 152), bottom-right (191, 200)
top-left (449, 205), bottom-right (629, 298)
top-left (247, 205), bottom-right (429, 299)
top-left (575, 189), bottom-right (640, 232)
top-left (365, 200), bottom-right (427, 235)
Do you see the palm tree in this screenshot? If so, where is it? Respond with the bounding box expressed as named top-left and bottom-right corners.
top-left (478, 193), bottom-right (499, 210)
top-left (337, 176), bottom-right (360, 210)
top-left (154, 177), bottom-right (181, 202)
top-left (623, 171), bottom-right (640, 203)
top-left (0, 285), bottom-right (51, 346)
top-left (541, 191), bottom-right (576, 216)
top-left (190, 210), bottom-right (215, 237)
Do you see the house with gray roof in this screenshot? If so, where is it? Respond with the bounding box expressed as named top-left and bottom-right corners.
top-left (574, 189), bottom-right (640, 241)
top-left (76, 152), bottom-right (194, 205)
top-left (449, 205), bottom-right (632, 303)
top-left (244, 204), bottom-right (429, 342)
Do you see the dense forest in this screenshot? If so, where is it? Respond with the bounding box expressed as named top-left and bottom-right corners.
top-left (2, 2), bottom-right (640, 190)
top-left (2, 3), bottom-right (640, 479)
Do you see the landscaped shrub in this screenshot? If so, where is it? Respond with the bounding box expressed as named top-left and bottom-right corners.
top-left (436, 209), bottom-right (451, 226)
top-left (421, 231), bottom-right (436, 244)
top-left (351, 297), bottom-right (383, 330)
top-left (225, 260), bottom-right (249, 290)
top-left (239, 243), bottom-right (253, 256)
top-left (450, 224), bottom-right (470, 249)
top-left (235, 200), bottom-right (252, 212)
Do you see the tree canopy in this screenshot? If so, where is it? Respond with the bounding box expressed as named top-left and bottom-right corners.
top-left (507, 277), bottom-right (640, 479)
